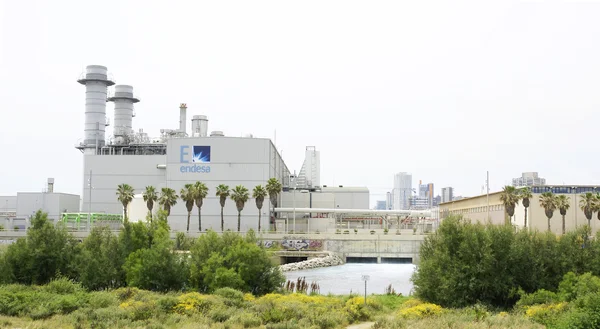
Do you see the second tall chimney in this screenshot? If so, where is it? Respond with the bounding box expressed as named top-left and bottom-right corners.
top-left (179, 103), bottom-right (187, 134)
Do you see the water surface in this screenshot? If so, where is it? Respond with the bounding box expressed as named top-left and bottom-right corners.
top-left (284, 264), bottom-right (416, 295)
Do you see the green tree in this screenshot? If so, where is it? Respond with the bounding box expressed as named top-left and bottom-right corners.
top-left (579, 192), bottom-right (596, 228)
top-left (266, 178), bottom-right (283, 230)
top-left (252, 185), bottom-right (267, 232)
top-left (142, 186), bottom-right (158, 221)
top-left (159, 187), bottom-right (178, 217)
top-left (116, 184), bottom-right (135, 222)
top-left (193, 181), bottom-right (209, 231)
top-left (3, 211), bottom-right (79, 285)
top-left (520, 187), bottom-right (533, 230)
top-left (500, 185), bottom-right (520, 225)
top-left (180, 184), bottom-right (195, 233)
top-left (123, 219), bottom-right (189, 291)
top-left (557, 195), bottom-right (571, 235)
top-left (77, 225), bottom-right (124, 290)
top-left (231, 185), bottom-right (250, 232)
top-left (539, 192), bottom-right (557, 232)
top-left (216, 184), bottom-right (230, 231)
top-left (189, 230), bottom-right (284, 294)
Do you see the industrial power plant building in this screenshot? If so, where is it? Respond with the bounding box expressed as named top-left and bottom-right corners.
top-left (76, 65), bottom-right (371, 232)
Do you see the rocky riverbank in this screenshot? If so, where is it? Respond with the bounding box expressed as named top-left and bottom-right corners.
top-left (279, 253), bottom-right (345, 272)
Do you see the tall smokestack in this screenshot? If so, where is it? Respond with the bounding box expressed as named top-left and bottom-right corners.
top-left (179, 103), bottom-right (187, 134)
top-left (108, 85), bottom-right (140, 144)
top-left (77, 65), bottom-right (115, 154)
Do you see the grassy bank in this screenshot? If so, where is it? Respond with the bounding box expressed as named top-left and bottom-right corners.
top-left (0, 278), bottom-right (548, 329)
top-left (0, 278), bottom-right (404, 329)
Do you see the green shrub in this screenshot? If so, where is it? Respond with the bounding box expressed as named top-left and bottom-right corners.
top-left (558, 272), bottom-right (600, 302)
top-left (156, 295), bottom-right (179, 312)
top-left (227, 311), bottom-right (263, 328)
top-left (412, 216), bottom-right (599, 308)
top-left (208, 305), bottom-right (231, 322)
top-left (42, 277), bottom-right (84, 295)
top-left (516, 289), bottom-right (559, 308)
top-left (87, 291), bottom-right (117, 309)
top-left (214, 287), bottom-right (245, 307)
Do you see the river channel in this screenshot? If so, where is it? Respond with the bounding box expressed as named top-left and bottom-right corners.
top-left (284, 264), bottom-right (416, 295)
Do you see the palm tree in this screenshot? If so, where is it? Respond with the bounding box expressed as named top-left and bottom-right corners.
top-left (499, 185), bottom-right (520, 226)
top-left (215, 184), bottom-right (230, 231)
top-left (159, 187), bottom-right (178, 217)
top-left (266, 178), bottom-right (283, 230)
top-left (193, 181), bottom-right (208, 232)
top-left (556, 195), bottom-right (571, 235)
top-left (519, 187), bottom-right (532, 229)
top-left (142, 186), bottom-right (158, 221)
top-left (116, 184), bottom-right (135, 222)
top-left (252, 185), bottom-right (267, 232)
top-left (579, 192), bottom-right (595, 228)
top-left (231, 185), bottom-right (250, 232)
top-left (180, 184), bottom-right (195, 233)
top-left (539, 192), bottom-right (557, 232)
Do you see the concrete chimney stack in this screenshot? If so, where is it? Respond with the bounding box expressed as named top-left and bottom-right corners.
top-left (179, 103), bottom-right (187, 134)
top-left (77, 65), bottom-right (115, 154)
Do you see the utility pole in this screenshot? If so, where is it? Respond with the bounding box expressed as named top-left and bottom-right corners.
top-left (486, 171), bottom-right (490, 221)
top-left (88, 170), bottom-right (92, 231)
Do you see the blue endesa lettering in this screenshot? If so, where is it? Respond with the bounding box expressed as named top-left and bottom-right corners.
top-left (179, 145), bottom-right (211, 174)
top-left (180, 165), bottom-right (211, 173)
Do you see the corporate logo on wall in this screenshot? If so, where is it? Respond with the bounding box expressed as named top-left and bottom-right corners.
top-left (180, 145), bottom-right (211, 173)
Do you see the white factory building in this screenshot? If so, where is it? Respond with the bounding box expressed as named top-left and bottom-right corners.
top-left (76, 65), bottom-right (371, 232)
top-left (0, 178), bottom-right (80, 230)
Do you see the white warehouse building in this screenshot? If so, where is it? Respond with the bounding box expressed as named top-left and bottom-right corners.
top-left (77, 65), bottom-right (369, 232)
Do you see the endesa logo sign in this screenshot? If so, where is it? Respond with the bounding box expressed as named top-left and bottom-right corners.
top-left (179, 145), bottom-right (211, 173)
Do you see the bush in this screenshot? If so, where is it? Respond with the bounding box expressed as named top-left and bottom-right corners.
top-left (412, 216), bottom-right (599, 308)
top-left (525, 302), bottom-right (568, 326)
top-left (398, 303), bottom-right (444, 319)
top-left (189, 230), bottom-right (284, 294)
top-left (516, 289), bottom-right (559, 308)
top-left (214, 287), bottom-right (245, 307)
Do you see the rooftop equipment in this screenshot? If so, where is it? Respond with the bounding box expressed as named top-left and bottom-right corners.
top-left (191, 115), bottom-right (209, 137)
top-left (210, 131), bottom-right (224, 137)
top-left (108, 85), bottom-right (139, 144)
top-left (47, 178), bottom-right (54, 193)
top-left (77, 65), bottom-right (115, 153)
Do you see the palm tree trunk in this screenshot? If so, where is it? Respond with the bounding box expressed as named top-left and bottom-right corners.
top-left (123, 206), bottom-right (128, 223)
top-left (258, 210), bottom-right (261, 232)
top-left (562, 215), bottom-right (566, 235)
top-left (524, 207), bottom-right (528, 230)
top-left (237, 212), bottom-right (241, 232)
top-left (148, 209), bottom-right (152, 222)
top-left (221, 207), bottom-right (224, 232)
top-left (186, 212), bottom-right (190, 232)
top-left (198, 207), bottom-right (202, 232)
top-left (548, 218), bottom-right (551, 232)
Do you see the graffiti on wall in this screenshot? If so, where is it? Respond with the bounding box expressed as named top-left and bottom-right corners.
top-left (258, 239), bottom-right (323, 251)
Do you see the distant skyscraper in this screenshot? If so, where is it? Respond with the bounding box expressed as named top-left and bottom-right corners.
top-left (418, 181), bottom-right (434, 207)
top-left (512, 172), bottom-right (546, 187)
top-left (433, 195), bottom-right (441, 207)
top-left (386, 191), bottom-right (393, 210)
top-left (441, 187), bottom-right (454, 203)
top-left (393, 172), bottom-right (412, 210)
top-left (375, 200), bottom-right (386, 210)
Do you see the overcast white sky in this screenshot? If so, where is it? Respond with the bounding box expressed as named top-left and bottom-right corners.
top-left (2, 0), bottom-right (600, 204)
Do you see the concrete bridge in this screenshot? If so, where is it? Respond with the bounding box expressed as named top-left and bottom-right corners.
top-left (0, 229), bottom-right (429, 264)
